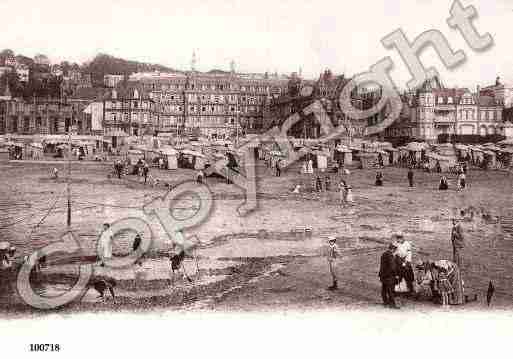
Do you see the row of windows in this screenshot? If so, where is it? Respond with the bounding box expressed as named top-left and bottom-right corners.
top-left (145, 82), bottom-right (280, 93)
top-left (160, 116), bottom-right (236, 127)
top-left (105, 101), bottom-right (152, 109)
top-left (108, 113), bottom-right (151, 122)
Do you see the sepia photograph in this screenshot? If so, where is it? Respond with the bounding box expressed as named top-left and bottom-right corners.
top-left (0, 0), bottom-right (512, 357)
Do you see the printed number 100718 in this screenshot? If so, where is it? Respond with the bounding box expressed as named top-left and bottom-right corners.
top-left (30, 344), bottom-right (61, 352)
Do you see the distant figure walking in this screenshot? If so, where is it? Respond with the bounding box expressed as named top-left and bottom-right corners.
top-left (315, 176), bottom-right (323, 192)
top-left (52, 167), bottom-right (59, 179)
top-left (458, 172), bottom-right (466, 190)
top-left (438, 176), bottom-right (449, 190)
top-left (407, 168), bottom-right (414, 187)
top-left (345, 184), bottom-right (354, 204)
top-left (326, 236), bottom-right (339, 290)
top-left (339, 181), bottom-right (347, 205)
top-left (98, 223), bottom-right (113, 267)
top-left (143, 163), bottom-right (150, 184)
top-left (451, 218), bottom-right (465, 268)
top-left (196, 169), bottom-right (205, 184)
top-left (325, 176), bottom-right (331, 191)
top-left (276, 159), bottom-right (281, 177)
top-left (375, 171), bottom-right (383, 186)
top-left (132, 234), bottom-right (143, 265)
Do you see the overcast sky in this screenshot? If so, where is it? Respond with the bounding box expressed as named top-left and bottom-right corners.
top-left (0, 0), bottom-right (511, 89)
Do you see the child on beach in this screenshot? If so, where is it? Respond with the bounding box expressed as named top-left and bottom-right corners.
top-left (437, 268), bottom-right (454, 307)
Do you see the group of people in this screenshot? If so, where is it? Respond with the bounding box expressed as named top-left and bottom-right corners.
top-left (377, 227), bottom-right (466, 309)
top-left (291, 175), bottom-right (353, 205)
top-left (438, 171), bottom-right (467, 191)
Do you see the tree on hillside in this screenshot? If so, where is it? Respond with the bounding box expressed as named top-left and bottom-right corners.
top-left (83, 53), bottom-right (177, 87)
top-left (0, 71), bottom-right (23, 98)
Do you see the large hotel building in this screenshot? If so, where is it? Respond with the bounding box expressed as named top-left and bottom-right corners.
top-left (103, 57), bottom-right (292, 138)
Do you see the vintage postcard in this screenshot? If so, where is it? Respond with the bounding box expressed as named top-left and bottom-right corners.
top-left (0, 0), bottom-right (512, 357)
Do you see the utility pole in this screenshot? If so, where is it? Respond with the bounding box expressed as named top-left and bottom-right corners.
top-left (66, 110), bottom-right (72, 227)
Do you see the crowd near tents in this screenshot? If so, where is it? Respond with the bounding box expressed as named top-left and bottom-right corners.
top-left (1, 133), bottom-right (513, 173)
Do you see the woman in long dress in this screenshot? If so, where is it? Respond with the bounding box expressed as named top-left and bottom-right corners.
top-left (434, 260), bottom-right (464, 305)
top-left (98, 223), bottom-right (113, 266)
top-left (339, 181), bottom-right (347, 204)
top-left (345, 184), bottom-right (354, 204)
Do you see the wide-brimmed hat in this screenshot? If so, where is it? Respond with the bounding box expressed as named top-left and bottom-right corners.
top-left (327, 236), bottom-right (337, 242)
top-left (388, 242), bottom-right (398, 249)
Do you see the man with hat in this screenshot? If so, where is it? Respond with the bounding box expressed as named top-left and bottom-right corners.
top-left (326, 236), bottom-right (340, 290)
top-left (379, 242), bottom-right (399, 308)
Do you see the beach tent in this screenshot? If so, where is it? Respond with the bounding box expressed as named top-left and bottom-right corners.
top-left (127, 149), bottom-right (144, 164)
top-left (498, 148), bottom-right (513, 167)
top-left (334, 145), bottom-right (352, 165)
top-left (376, 149), bottom-right (390, 166)
top-left (27, 142), bottom-right (44, 159)
top-left (180, 149), bottom-right (207, 169)
top-left (160, 147), bottom-right (178, 169)
top-left (425, 152), bottom-right (456, 172)
top-left (359, 152), bottom-right (380, 169)
top-left (313, 150), bottom-right (329, 172)
top-left (482, 149), bottom-right (497, 168)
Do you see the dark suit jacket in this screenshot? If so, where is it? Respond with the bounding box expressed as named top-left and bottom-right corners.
top-left (379, 250), bottom-right (397, 283)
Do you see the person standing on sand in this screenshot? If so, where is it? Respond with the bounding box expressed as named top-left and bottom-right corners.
top-left (132, 234), bottom-right (143, 266)
top-left (451, 218), bottom-right (465, 268)
top-left (276, 159), bottom-right (281, 177)
top-left (326, 236), bottom-right (340, 290)
top-left (339, 180), bottom-right (347, 205)
top-left (143, 162), bottom-right (150, 184)
top-left (439, 176), bottom-right (449, 190)
top-left (407, 168), bottom-right (414, 187)
top-left (379, 243), bottom-right (399, 308)
top-left (325, 176), bottom-right (331, 191)
top-left (375, 171), bottom-right (383, 186)
top-left (98, 223), bottom-right (113, 267)
top-left (344, 184), bottom-right (354, 204)
top-left (316, 175), bottom-right (323, 192)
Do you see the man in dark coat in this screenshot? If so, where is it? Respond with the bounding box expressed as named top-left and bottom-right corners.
top-left (379, 243), bottom-right (399, 308)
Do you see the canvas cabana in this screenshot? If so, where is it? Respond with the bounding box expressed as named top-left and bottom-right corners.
top-left (376, 149), bottom-right (390, 166)
top-left (313, 150), bottom-right (329, 172)
top-left (159, 147), bottom-right (178, 170)
top-left (405, 142), bottom-right (429, 163)
top-left (127, 149), bottom-right (144, 164)
top-left (425, 152), bottom-right (456, 172)
top-left (482, 149), bottom-right (497, 169)
top-left (384, 147), bottom-right (399, 165)
top-left (359, 152), bottom-right (380, 169)
top-left (180, 149), bottom-right (207, 169)
top-left (334, 145), bottom-right (352, 166)
top-left (498, 148), bottom-right (513, 168)
top-left (27, 142), bottom-right (44, 160)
